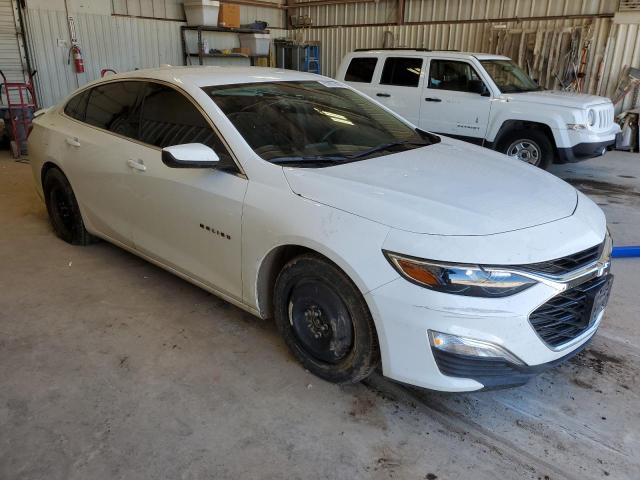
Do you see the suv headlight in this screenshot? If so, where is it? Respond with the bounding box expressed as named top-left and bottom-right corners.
top-left (587, 109), bottom-right (597, 127)
top-left (384, 251), bottom-right (537, 297)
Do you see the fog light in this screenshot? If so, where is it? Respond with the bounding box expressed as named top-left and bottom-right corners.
top-left (428, 331), bottom-right (524, 366)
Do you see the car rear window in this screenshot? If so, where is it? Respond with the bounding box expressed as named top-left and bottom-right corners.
top-left (84, 81), bottom-right (144, 139)
top-left (64, 89), bottom-right (90, 121)
top-left (344, 57), bottom-right (378, 83)
top-left (380, 57), bottom-right (423, 87)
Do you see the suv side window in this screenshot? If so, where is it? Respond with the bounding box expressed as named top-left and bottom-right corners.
top-left (380, 57), bottom-right (423, 87)
top-left (64, 89), bottom-right (91, 121)
top-left (84, 81), bottom-right (144, 138)
top-left (139, 82), bottom-right (235, 170)
top-left (345, 58), bottom-right (378, 83)
top-left (428, 60), bottom-right (483, 93)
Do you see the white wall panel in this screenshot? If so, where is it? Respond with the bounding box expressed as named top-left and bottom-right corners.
top-left (24, 9), bottom-right (184, 107)
top-left (0, 0), bottom-right (23, 82)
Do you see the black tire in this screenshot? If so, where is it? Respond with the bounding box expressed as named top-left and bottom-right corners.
top-left (43, 168), bottom-right (95, 245)
top-left (273, 253), bottom-right (380, 384)
top-left (496, 129), bottom-right (554, 169)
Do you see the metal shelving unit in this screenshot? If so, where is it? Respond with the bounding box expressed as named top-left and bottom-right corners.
top-left (180, 25), bottom-right (270, 67)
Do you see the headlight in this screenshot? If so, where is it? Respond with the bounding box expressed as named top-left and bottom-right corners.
top-left (587, 109), bottom-right (597, 127)
top-left (384, 251), bottom-right (537, 297)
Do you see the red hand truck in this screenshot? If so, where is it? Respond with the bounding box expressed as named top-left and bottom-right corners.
top-left (0, 69), bottom-right (38, 158)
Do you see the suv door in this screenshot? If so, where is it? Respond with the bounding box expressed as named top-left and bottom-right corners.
top-left (372, 56), bottom-right (424, 125)
top-left (128, 81), bottom-right (247, 300)
top-left (59, 81), bottom-right (145, 246)
top-left (421, 58), bottom-right (492, 141)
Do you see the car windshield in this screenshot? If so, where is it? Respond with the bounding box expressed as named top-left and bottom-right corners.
top-left (203, 81), bottom-right (438, 166)
top-left (480, 60), bottom-right (540, 93)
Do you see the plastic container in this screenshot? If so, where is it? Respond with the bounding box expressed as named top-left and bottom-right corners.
top-left (238, 33), bottom-right (271, 56)
top-left (184, 0), bottom-right (220, 26)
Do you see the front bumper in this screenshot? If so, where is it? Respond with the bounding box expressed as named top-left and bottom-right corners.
top-left (430, 337), bottom-right (591, 390)
top-left (554, 124), bottom-right (620, 163)
top-left (556, 139), bottom-right (615, 163)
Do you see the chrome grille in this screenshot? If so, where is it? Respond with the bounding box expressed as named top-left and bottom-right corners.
top-left (514, 243), bottom-right (603, 276)
top-left (594, 104), bottom-right (614, 130)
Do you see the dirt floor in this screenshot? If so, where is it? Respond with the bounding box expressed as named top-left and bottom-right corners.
top-left (1, 150), bottom-right (639, 480)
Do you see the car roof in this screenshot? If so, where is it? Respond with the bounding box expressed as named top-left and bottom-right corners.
top-left (349, 49), bottom-right (510, 61)
top-left (95, 66), bottom-right (327, 88)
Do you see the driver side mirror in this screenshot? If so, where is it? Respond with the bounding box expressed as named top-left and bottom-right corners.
top-left (161, 143), bottom-right (220, 168)
top-left (468, 79), bottom-right (490, 97)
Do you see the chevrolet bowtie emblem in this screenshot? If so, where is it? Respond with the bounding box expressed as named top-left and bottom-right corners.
top-left (596, 260), bottom-right (610, 277)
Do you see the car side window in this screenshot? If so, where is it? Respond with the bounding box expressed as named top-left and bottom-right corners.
top-left (428, 60), bottom-right (483, 93)
top-left (84, 81), bottom-right (144, 138)
top-left (139, 82), bottom-right (235, 170)
top-left (380, 57), bottom-right (423, 87)
top-left (345, 58), bottom-right (378, 83)
top-left (64, 89), bottom-right (91, 121)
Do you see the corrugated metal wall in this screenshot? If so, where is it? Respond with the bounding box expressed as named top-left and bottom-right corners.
top-left (24, 9), bottom-right (185, 107)
top-left (19, 0), bottom-right (639, 110)
top-left (0, 0), bottom-right (24, 90)
top-left (23, 2), bottom-right (286, 107)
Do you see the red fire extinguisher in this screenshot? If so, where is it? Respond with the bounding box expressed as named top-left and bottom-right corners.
top-left (69, 45), bottom-right (85, 74)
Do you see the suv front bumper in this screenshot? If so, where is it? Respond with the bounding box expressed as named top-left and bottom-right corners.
top-left (555, 124), bottom-right (620, 163)
top-left (556, 139), bottom-right (615, 163)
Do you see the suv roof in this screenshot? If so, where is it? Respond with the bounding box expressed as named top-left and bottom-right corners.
top-left (349, 49), bottom-right (510, 61)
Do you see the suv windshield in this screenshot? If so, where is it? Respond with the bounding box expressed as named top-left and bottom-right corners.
top-left (203, 81), bottom-right (438, 166)
top-left (480, 60), bottom-right (540, 93)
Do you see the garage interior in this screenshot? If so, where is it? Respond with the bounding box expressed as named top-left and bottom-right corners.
top-left (1, 1), bottom-right (640, 479)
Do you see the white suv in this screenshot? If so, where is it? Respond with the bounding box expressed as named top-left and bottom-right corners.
top-left (337, 49), bottom-right (620, 169)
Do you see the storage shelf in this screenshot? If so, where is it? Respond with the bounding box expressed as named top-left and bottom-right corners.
top-left (180, 25), bottom-right (269, 34)
top-left (180, 25), bottom-right (271, 68)
top-left (185, 53), bottom-right (269, 58)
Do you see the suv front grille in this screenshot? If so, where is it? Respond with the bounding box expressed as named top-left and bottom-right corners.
top-left (517, 243), bottom-right (603, 276)
top-left (529, 274), bottom-right (613, 347)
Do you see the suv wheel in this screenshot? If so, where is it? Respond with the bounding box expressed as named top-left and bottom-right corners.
top-left (497, 129), bottom-right (553, 169)
top-left (273, 253), bottom-right (380, 384)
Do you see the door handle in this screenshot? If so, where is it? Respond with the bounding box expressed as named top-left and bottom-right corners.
top-left (376, 93), bottom-right (391, 98)
top-left (127, 159), bottom-right (147, 172)
top-left (65, 136), bottom-right (81, 147)
top-left (424, 97), bottom-right (442, 102)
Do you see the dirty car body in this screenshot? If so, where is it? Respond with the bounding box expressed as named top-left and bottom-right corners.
top-left (29, 67), bottom-right (613, 391)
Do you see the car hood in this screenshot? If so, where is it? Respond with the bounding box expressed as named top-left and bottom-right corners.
top-left (283, 138), bottom-right (578, 236)
top-left (503, 90), bottom-right (611, 108)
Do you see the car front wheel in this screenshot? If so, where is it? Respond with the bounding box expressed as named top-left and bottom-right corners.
top-left (273, 254), bottom-right (380, 384)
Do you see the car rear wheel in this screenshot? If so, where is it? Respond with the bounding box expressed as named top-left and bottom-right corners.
top-left (273, 253), bottom-right (380, 383)
top-left (43, 168), bottom-right (95, 245)
top-left (498, 129), bottom-right (553, 169)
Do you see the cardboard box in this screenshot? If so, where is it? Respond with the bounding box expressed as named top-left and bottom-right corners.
top-left (218, 4), bottom-right (240, 28)
top-left (232, 47), bottom-right (251, 56)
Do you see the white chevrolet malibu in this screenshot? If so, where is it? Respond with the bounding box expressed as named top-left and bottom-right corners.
top-left (29, 66), bottom-right (613, 391)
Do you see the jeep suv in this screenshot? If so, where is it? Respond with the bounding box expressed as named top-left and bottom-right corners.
top-left (337, 49), bottom-right (620, 169)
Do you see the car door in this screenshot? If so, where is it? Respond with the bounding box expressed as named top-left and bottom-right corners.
top-left (420, 58), bottom-right (493, 141)
top-left (56, 81), bottom-right (145, 246)
top-left (127, 81), bottom-right (247, 300)
top-left (371, 56), bottom-right (424, 125)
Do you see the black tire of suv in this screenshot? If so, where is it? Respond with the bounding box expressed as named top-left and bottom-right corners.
top-left (273, 253), bottom-right (380, 384)
top-left (43, 168), bottom-right (96, 245)
top-left (497, 129), bottom-right (554, 169)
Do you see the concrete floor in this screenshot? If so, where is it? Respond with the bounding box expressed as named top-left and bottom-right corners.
top-left (1, 149), bottom-right (639, 480)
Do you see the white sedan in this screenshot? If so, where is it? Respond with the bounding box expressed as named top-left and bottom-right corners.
top-left (28, 67), bottom-right (613, 391)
